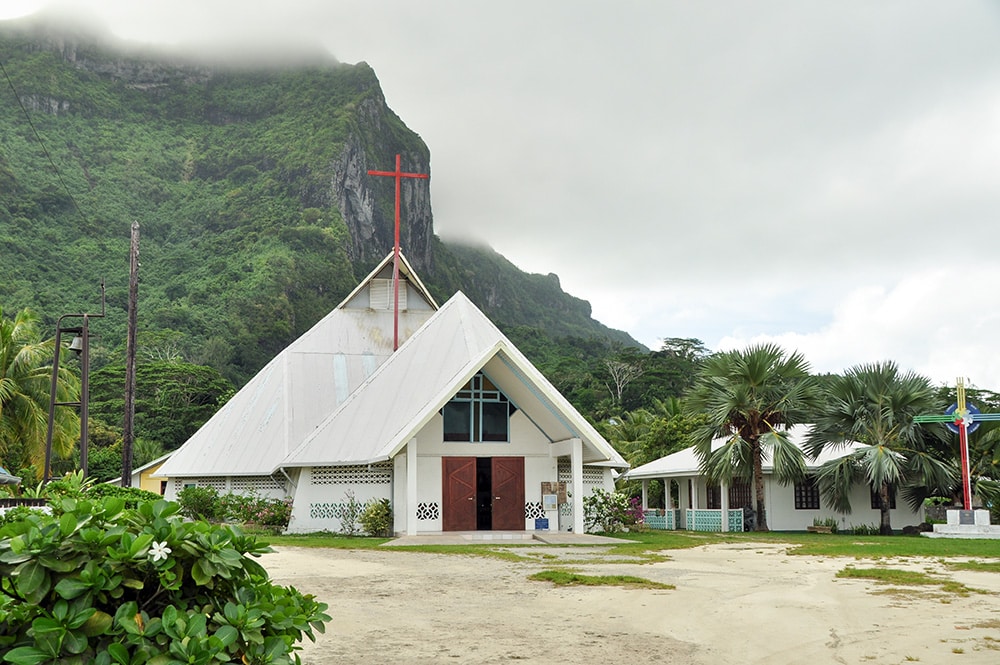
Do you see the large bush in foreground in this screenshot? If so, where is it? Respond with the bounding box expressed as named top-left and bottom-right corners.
top-left (0, 497), bottom-right (329, 664)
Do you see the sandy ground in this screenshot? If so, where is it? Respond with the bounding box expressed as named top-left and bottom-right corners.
top-left (262, 541), bottom-right (1000, 664)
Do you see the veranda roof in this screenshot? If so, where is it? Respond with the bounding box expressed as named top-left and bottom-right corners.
top-left (624, 425), bottom-right (863, 480)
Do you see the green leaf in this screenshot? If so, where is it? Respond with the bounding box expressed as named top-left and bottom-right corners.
top-left (15, 560), bottom-right (50, 604)
top-left (59, 512), bottom-right (78, 537)
top-left (2, 646), bottom-right (50, 665)
top-left (191, 558), bottom-right (212, 586)
top-left (81, 610), bottom-right (113, 637)
top-left (54, 576), bottom-right (90, 600)
top-left (106, 643), bottom-right (130, 665)
top-left (214, 624), bottom-right (238, 648)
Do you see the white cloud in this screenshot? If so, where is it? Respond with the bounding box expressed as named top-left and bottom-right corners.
top-left (719, 266), bottom-right (1000, 390)
top-left (6, 1), bottom-right (1000, 391)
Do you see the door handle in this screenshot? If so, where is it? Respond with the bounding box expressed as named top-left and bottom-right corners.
top-left (494, 496), bottom-right (501, 500)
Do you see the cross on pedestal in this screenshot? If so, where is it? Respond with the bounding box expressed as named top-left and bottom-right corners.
top-left (914, 377), bottom-right (1000, 510)
top-left (367, 154), bottom-right (429, 350)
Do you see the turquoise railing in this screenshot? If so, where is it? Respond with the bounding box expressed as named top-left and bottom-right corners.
top-left (684, 508), bottom-right (745, 532)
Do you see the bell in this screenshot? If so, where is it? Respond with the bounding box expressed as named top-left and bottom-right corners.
top-left (68, 335), bottom-right (84, 354)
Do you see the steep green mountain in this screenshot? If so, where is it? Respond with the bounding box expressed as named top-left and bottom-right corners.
top-left (0, 14), bottom-right (640, 387)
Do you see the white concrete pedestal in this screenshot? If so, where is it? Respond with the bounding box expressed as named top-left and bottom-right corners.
top-left (923, 509), bottom-right (1000, 539)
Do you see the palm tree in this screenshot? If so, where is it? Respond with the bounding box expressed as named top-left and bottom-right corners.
top-left (686, 343), bottom-right (817, 531)
top-left (0, 307), bottom-right (80, 473)
top-left (805, 361), bottom-right (953, 535)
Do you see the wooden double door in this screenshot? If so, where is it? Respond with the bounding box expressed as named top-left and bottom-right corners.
top-left (442, 457), bottom-right (524, 531)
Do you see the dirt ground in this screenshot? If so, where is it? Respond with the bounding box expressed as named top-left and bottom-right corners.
top-left (262, 542), bottom-right (1000, 664)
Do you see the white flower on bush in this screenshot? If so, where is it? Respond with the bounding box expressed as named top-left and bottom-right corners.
top-left (148, 540), bottom-right (172, 563)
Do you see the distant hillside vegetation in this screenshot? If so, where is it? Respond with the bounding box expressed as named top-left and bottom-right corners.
top-left (0, 14), bottom-right (641, 387)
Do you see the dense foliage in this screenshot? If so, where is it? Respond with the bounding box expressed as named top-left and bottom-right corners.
top-left (686, 344), bottom-right (818, 531)
top-left (0, 19), bottom-right (640, 393)
top-left (0, 307), bottom-right (79, 474)
top-left (0, 497), bottom-right (328, 664)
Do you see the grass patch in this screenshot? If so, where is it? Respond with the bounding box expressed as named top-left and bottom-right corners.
top-left (946, 560), bottom-right (1000, 574)
top-left (262, 529), bottom-right (1000, 565)
top-left (263, 533), bottom-right (393, 549)
top-left (528, 570), bottom-right (674, 590)
top-left (837, 567), bottom-right (988, 597)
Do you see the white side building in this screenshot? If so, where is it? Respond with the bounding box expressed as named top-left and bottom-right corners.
top-left (625, 425), bottom-right (924, 532)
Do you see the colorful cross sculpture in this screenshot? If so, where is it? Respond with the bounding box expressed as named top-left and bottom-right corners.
top-left (914, 377), bottom-right (1000, 510)
top-left (367, 154), bottom-right (429, 350)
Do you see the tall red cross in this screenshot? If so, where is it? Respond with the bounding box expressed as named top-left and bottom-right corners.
top-left (367, 154), bottom-right (429, 350)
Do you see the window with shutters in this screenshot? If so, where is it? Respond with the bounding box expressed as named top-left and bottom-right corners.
top-left (370, 278), bottom-right (407, 310)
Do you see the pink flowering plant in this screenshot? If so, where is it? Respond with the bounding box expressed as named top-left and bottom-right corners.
top-left (0, 497), bottom-right (329, 664)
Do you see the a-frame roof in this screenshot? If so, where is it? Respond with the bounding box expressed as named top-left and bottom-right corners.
top-left (280, 291), bottom-right (627, 469)
top-left (156, 252), bottom-right (438, 478)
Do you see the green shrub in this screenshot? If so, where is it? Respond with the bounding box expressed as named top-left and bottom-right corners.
top-left (338, 490), bottom-right (364, 536)
top-left (359, 498), bottom-right (392, 537)
top-left (215, 492), bottom-right (293, 529)
top-left (0, 497), bottom-right (330, 663)
top-left (583, 488), bottom-right (632, 533)
top-left (86, 484), bottom-right (162, 508)
top-left (177, 485), bottom-right (221, 520)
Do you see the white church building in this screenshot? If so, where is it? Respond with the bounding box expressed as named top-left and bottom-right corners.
top-left (155, 253), bottom-right (627, 534)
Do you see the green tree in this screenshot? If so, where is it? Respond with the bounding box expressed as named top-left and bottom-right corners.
top-left (805, 361), bottom-right (954, 535)
top-left (0, 307), bottom-right (79, 472)
top-left (89, 361), bottom-right (234, 451)
top-left (686, 344), bottom-right (817, 531)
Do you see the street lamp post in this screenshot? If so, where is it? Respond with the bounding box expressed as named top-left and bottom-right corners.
top-left (43, 282), bottom-right (105, 482)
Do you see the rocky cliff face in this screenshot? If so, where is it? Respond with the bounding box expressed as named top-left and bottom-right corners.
top-left (3, 13), bottom-right (436, 273)
top-left (332, 95), bottom-right (434, 273)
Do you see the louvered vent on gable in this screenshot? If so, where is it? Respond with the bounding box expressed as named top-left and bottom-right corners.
top-left (370, 278), bottom-right (407, 310)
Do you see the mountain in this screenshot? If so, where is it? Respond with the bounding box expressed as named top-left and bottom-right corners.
top-left (0, 14), bottom-right (641, 386)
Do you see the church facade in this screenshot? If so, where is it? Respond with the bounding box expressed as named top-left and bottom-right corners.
top-left (155, 253), bottom-right (627, 534)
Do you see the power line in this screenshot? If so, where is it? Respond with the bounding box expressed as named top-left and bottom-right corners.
top-left (0, 57), bottom-right (86, 220)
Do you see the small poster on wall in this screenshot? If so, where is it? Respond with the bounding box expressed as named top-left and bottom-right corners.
top-left (540, 481), bottom-right (568, 504)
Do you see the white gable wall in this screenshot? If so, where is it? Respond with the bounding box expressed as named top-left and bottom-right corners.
top-left (288, 405), bottom-right (617, 534)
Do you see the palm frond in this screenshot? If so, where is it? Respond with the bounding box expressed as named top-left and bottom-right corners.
top-left (815, 454), bottom-right (862, 514)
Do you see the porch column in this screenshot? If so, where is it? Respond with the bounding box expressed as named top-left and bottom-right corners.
top-left (720, 480), bottom-right (729, 532)
top-left (641, 479), bottom-right (649, 510)
top-left (571, 438), bottom-right (584, 534)
top-left (406, 437), bottom-right (418, 536)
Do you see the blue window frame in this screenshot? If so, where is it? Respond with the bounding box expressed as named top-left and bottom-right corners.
top-left (442, 373), bottom-right (515, 442)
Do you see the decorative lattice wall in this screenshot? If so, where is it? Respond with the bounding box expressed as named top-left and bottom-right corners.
top-left (173, 477), bottom-right (227, 493)
top-left (643, 509), bottom-right (680, 530)
top-left (556, 461), bottom-right (607, 486)
top-left (310, 464), bottom-right (392, 485)
top-left (416, 502), bottom-right (439, 520)
top-left (525, 502), bottom-right (545, 520)
top-left (231, 476), bottom-right (285, 494)
top-left (685, 509), bottom-right (745, 532)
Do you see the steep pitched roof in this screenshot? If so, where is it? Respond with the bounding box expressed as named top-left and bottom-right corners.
top-left (156, 252), bottom-right (437, 478)
top-left (280, 291), bottom-right (628, 469)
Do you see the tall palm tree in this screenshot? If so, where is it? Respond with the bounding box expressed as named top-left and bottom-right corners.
top-left (0, 307), bottom-right (80, 473)
top-left (686, 343), bottom-right (817, 531)
top-left (805, 361), bottom-right (953, 535)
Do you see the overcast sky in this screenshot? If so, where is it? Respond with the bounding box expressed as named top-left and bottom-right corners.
top-left (5, 1), bottom-right (1000, 394)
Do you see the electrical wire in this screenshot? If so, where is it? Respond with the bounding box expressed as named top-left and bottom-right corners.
top-left (0, 56), bottom-right (86, 220)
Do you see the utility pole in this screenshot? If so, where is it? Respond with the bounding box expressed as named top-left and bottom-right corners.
top-left (121, 221), bottom-right (140, 487)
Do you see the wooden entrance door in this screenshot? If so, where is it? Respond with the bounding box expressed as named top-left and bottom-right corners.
top-left (490, 457), bottom-right (525, 530)
top-left (442, 457), bottom-right (476, 531)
